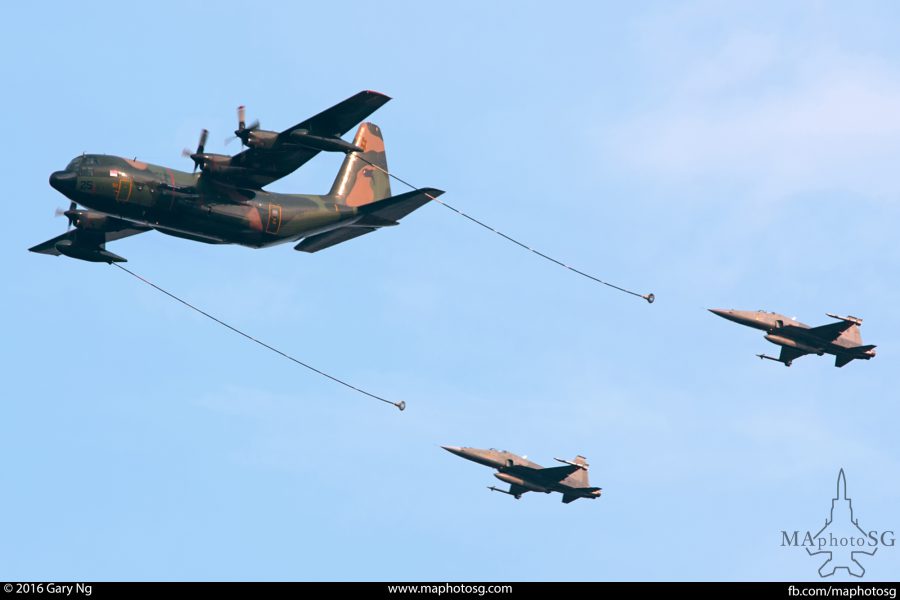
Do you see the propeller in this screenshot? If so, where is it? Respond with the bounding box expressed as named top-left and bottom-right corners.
top-left (54, 201), bottom-right (78, 230)
top-left (226, 105), bottom-right (260, 146)
top-left (182, 128), bottom-right (209, 172)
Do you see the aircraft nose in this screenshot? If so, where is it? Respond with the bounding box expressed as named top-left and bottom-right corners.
top-left (441, 446), bottom-right (464, 456)
top-left (49, 170), bottom-right (77, 196)
top-left (708, 308), bottom-right (762, 328)
top-left (708, 308), bottom-right (743, 323)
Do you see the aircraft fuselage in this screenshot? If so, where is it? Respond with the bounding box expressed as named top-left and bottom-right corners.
top-left (442, 446), bottom-right (601, 502)
top-left (709, 309), bottom-right (876, 365)
top-left (50, 154), bottom-right (358, 248)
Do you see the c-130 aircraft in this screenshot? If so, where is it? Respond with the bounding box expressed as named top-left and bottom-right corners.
top-left (31, 91), bottom-right (443, 263)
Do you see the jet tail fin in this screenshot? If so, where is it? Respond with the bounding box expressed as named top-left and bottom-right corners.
top-left (564, 455), bottom-right (590, 488)
top-left (328, 122), bottom-right (391, 207)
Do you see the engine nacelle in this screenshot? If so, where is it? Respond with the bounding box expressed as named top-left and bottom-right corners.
top-left (244, 129), bottom-right (279, 150)
top-left (202, 162), bottom-right (251, 180)
top-left (67, 210), bottom-right (114, 231)
top-left (288, 130), bottom-right (363, 153)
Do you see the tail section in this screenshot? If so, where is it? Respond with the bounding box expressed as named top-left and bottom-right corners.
top-left (561, 487), bottom-right (602, 504)
top-left (836, 325), bottom-right (862, 347)
top-left (835, 344), bottom-right (877, 368)
top-left (328, 122), bottom-right (391, 207)
top-left (567, 456), bottom-right (590, 488)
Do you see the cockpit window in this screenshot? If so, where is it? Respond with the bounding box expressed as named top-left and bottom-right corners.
top-left (66, 155), bottom-right (103, 175)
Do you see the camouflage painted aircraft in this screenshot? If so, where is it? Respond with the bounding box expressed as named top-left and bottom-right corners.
top-left (709, 309), bottom-right (877, 367)
top-left (442, 446), bottom-right (602, 504)
top-left (31, 91), bottom-right (443, 263)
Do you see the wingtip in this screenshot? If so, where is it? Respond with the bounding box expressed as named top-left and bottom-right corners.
top-left (363, 90), bottom-right (392, 101)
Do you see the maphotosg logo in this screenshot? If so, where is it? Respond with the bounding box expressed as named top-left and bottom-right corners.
top-left (781, 469), bottom-right (895, 577)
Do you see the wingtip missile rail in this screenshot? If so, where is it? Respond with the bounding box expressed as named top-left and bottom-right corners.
top-left (825, 313), bottom-right (863, 326)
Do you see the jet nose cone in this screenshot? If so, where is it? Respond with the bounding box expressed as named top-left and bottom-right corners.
top-left (709, 308), bottom-right (743, 323)
top-left (708, 308), bottom-right (765, 329)
top-left (441, 446), bottom-right (464, 456)
top-left (49, 170), bottom-right (76, 196)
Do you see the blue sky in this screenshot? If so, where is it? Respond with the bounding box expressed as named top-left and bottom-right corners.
top-left (2, 1), bottom-right (899, 581)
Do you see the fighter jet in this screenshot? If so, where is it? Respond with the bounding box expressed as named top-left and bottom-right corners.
top-left (442, 446), bottom-right (601, 504)
top-left (709, 309), bottom-right (876, 367)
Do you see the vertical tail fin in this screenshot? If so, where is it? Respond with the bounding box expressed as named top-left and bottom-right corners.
top-left (569, 456), bottom-right (589, 487)
top-left (328, 122), bottom-right (391, 207)
top-left (836, 325), bottom-right (862, 347)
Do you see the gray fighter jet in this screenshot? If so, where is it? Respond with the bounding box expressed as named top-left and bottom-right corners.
top-left (442, 446), bottom-right (601, 504)
top-left (709, 309), bottom-right (876, 367)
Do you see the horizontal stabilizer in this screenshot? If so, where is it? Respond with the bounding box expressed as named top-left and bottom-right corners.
top-left (353, 214), bottom-right (399, 228)
top-left (835, 355), bottom-right (854, 368)
top-left (357, 187), bottom-right (444, 222)
top-left (562, 487), bottom-right (601, 504)
top-left (835, 344), bottom-right (877, 368)
top-left (294, 188), bottom-right (444, 253)
top-left (294, 227), bottom-right (376, 253)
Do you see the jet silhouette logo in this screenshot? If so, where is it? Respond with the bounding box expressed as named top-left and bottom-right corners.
top-left (781, 469), bottom-right (895, 578)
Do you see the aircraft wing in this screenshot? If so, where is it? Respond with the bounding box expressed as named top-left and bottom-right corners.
top-left (294, 188), bottom-right (443, 253)
top-left (508, 483), bottom-right (531, 497)
top-left (277, 90), bottom-right (391, 142)
top-left (29, 222), bottom-right (149, 257)
top-left (799, 320), bottom-right (856, 342)
top-left (226, 91), bottom-right (391, 189)
top-left (779, 345), bottom-right (810, 365)
top-left (505, 464), bottom-right (580, 485)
